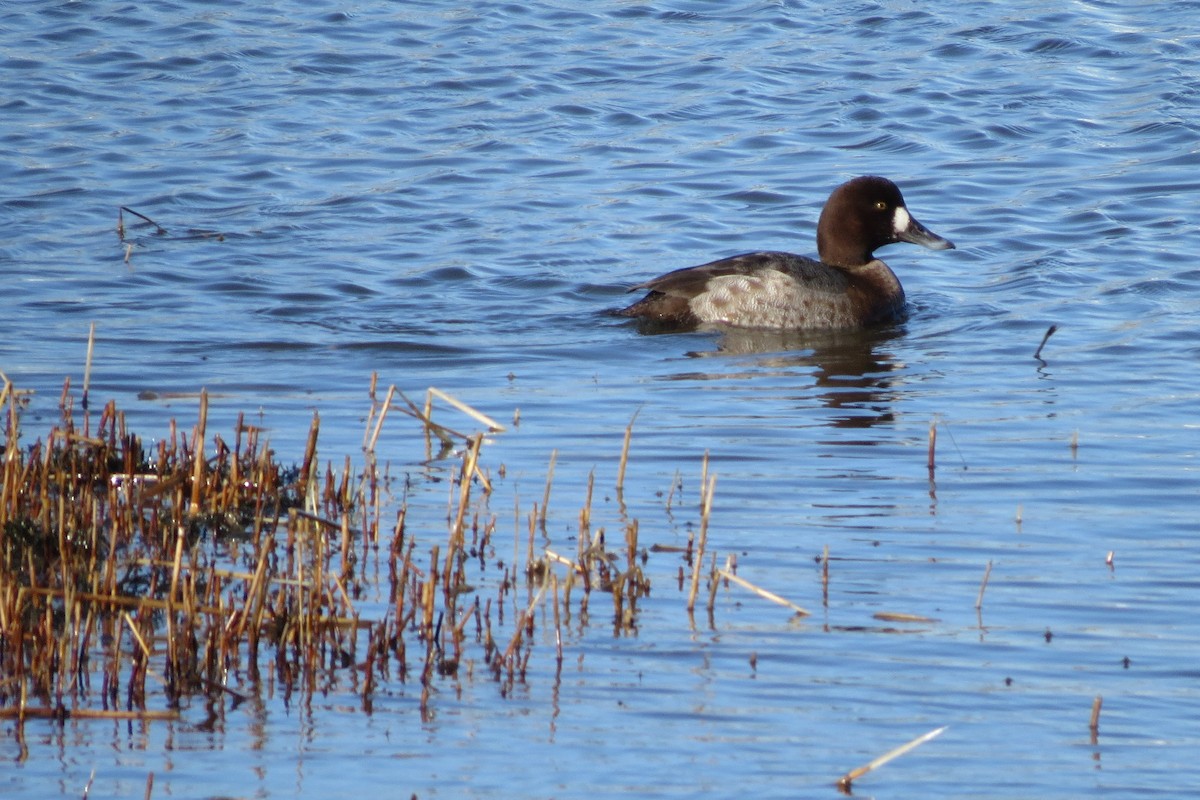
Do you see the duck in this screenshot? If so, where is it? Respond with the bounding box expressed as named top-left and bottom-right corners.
top-left (618, 176), bottom-right (954, 330)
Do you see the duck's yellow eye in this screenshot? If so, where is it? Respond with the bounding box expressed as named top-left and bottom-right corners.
top-left (875, 201), bottom-right (888, 211)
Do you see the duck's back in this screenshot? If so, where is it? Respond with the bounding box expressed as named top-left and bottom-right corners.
top-left (621, 251), bottom-right (904, 330)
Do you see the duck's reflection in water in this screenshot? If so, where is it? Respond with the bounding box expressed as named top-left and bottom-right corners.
top-left (651, 324), bottom-right (907, 431)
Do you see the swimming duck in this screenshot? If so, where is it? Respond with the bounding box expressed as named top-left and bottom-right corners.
top-left (619, 176), bottom-right (954, 330)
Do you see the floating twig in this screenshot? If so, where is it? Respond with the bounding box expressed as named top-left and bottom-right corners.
top-left (391, 387), bottom-right (485, 449)
top-left (427, 386), bottom-right (506, 432)
top-left (118, 206), bottom-right (168, 236)
top-left (872, 611), bottom-right (936, 623)
top-left (837, 725), bottom-right (947, 792)
top-left (0, 706), bottom-right (179, 721)
top-left (717, 567), bottom-right (810, 617)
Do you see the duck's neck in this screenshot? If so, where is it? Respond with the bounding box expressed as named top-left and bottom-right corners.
top-left (848, 259), bottom-right (905, 323)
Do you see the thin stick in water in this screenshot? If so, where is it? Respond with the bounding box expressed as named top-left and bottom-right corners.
top-left (118, 206), bottom-right (168, 235)
top-left (975, 560), bottom-right (993, 610)
top-left (716, 568), bottom-right (810, 617)
top-left (538, 449), bottom-right (557, 532)
top-left (189, 389), bottom-right (208, 515)
top-left (427, 386), bottom-right (506, 432)
top-left (822, 544), bottom-right (830, 608)
top-left (83, 323), bottom-right (96, 413)
top-left (616, 409), bottom-right (640, 494)
top-left (686, 470), bottom-right (710, 614)
top-left (1033, 324), bottom-right (1058, 361)
top-left (837, 725), bottom-right (947, 792)
top-left (927, 418), bottom-right (937, 472)
top-left (365, 384), bottom-right (396, 455)
top-left (686, 467), bottom-right (716, 613)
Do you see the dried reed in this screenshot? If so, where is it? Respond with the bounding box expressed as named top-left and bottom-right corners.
top-left (975, 560), bottom-right (993, 611)
top-left (927, 418), bottom-right (936, 473)
top-left (716, 562), bottom-right (810, 618)
top-left (0, 347), bottom-right (748, 736)
top-left (686, 454), bottom-right (715, 615)
top-left (836, 725), bottom-right (947, 792)
top-left (0, 368), bottom-right (533, 727)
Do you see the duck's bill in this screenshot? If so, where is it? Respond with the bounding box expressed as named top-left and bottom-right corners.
top-left (898, 214), bottom-right (955, 251)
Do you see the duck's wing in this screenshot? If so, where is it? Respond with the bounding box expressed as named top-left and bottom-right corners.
top-left (630, 252), bottom-right (805, 297)
top-left (629, 251), bottom-right (843, 299)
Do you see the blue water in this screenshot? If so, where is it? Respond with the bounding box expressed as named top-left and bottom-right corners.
top-left (4, 1), bottom-right (1200, 797)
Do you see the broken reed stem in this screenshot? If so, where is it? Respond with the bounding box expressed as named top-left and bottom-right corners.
top-left (716, 568), bottom-right (810, 617)
top-left (686, 463), bottom-right (716, 614)
top-left (366, 383), bottom-right (396, 454)
top-left (189, 388), bottom-right (208, 515)
top-left (1034, 323), bottom-right (1058, 361)
top-left (0, 706), bottom-right (178, 721)
top-left (542, 549), bottom-right (578, 571)
top-left (394, 387), bottom-right (466, 450)
top-left (117, 206), bottom-right (167, 235)
top-left (299, 412), bottom-right (320, 508)
top-left (837, 725), bottom-right (947, 791)
top-left (501, 579), bottom-right (551, 665)
top-left (1089, 695), bottom-right (1103, 743)
top-left (451, 433), bottom-right (484, 548)
top-left (616, 409), bottom-right (639, 494)
top-left (21, 586), bottom-right (218, 617)
top-left (822, 544), bottom-right (830, 607)
top-left (123, 612), bottom-right (152, 661)
top-left (427, 386), bottom-right (506, 432)
top-left (83, 322), bottom-right (96, 415)
top-left (706, 554), bottom-right (722, 618)
top-left (171, 529), bottom-right (188, 592)
top-left (421, 390), bottom-right (438, 460)
top-left (975, 560), bottom-right (993, 610)
top-left (539, 449), bottom-right (557, 533)
top-left (364, 372), bottom-right (379, 430)
top-left (927, 418), bottom-right (937, 472)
